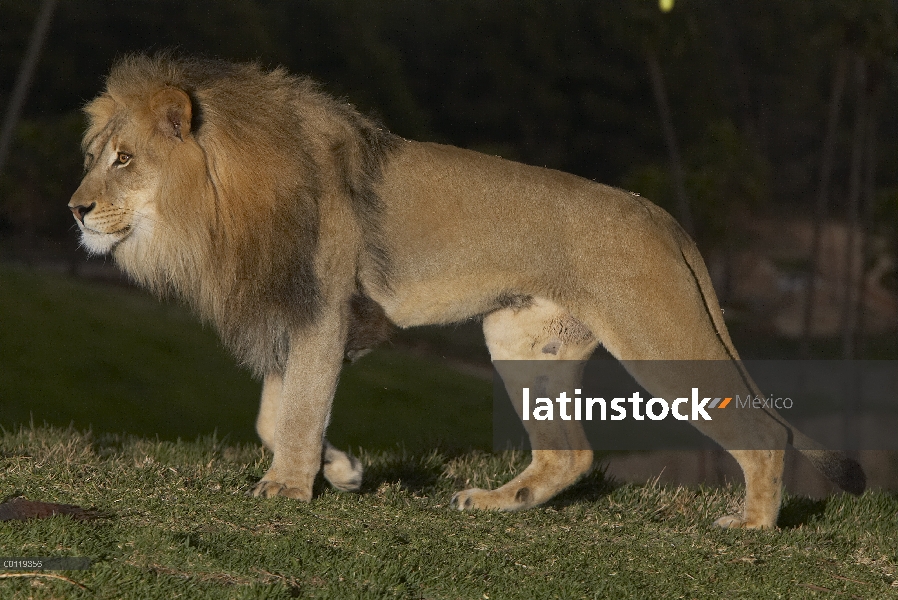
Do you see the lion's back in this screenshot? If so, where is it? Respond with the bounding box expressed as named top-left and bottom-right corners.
top-left (363, 141), bottom-right (688, 326)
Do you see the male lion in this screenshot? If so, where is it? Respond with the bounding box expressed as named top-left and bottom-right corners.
top-left (70, 55), bottom-right (864, 529)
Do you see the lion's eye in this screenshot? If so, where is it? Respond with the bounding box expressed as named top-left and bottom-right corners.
top-left (116, 152), bottom-right (132, 165)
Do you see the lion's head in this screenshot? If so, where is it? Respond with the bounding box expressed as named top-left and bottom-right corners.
top-left (68, 55), bottom-right (394, 375)
top-left (70, 83), bottom-right (193, 256)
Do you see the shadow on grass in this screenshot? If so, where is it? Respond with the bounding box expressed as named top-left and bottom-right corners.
top-left (360, 462), bottom-right (443, 495)
top-left (317, 448), bottom-right (622, 504)
top-left (546, 465), bottom-right (619, 509)
top-left (777, 496), bottom-right (828, 528)
top-left (240, 448), bottom-right (449, 498)
top-left (357, 446), bottom-right (469, 495)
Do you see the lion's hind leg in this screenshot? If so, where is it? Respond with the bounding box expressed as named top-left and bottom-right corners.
top-left (578, 239), bottom-right (789, 528)
top-left (451, 298), bottom-right (597, 511)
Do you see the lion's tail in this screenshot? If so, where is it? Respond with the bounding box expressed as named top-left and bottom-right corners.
top-left (789, 434), bottom-right (867, 496)
top-left (677, 230), bottom-right (867, 496)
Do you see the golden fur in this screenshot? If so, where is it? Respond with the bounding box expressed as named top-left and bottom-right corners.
top-left (71, 55), bottom-right (864, 528)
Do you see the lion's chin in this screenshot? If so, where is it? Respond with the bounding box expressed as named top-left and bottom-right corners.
top-left (78, 226), bottom-right (133, 256)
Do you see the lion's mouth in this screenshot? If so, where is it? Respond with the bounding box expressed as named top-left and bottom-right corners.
top-left (78, 223), bottom-right (135, 255)
top-left (82, 224), bottom-right (132, 237)
top-left (80, 223), bottom-right (135, 255)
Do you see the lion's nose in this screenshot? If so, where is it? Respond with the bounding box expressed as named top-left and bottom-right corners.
top-left (69, 202), bottom-right (96, 224)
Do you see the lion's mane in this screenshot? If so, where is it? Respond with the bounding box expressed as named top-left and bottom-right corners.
top-left (85, 55), bottom-right (398, 376)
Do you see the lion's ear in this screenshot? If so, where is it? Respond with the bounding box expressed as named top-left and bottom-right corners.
top-left (150, 87), bottom-right (192, 142)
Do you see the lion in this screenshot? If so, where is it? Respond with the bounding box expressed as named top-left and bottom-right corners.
top-left (69, 54), bottom-right (864, 529)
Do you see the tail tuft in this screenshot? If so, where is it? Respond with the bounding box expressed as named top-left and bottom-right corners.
top-left (805, 450), bottom-right (866, 496)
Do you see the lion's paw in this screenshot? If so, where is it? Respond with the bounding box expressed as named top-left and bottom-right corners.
top-left (323, 451), bottom-right (363, 492)
top-left (450, 486), bottom-right (533, 511)
top-left (248, 479), bottom-right (313, 500)
top-left (451, 488), bottom-right (491, 510)
top-left (713, 515), bottom-right (772, 530)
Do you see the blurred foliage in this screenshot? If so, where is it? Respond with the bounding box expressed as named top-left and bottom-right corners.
top-left (623, 118), bottom-right (768, 246)
top-left (0, 0), bottom-right (896, 256)
top-left (689, 119), bottom-right (769, 243)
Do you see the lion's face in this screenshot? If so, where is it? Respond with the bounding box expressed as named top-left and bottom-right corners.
top-left (69, 88), bottom-right (193, 255)
top-left (70, 119), bottom-right (159, 255)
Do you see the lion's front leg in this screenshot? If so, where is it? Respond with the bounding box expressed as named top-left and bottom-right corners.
top-left (250, 309), bottom-right (347, 500)
top-left (255, 373), bottom-right (363, 492)
top-left (255, 373), bottom-right (282, 452)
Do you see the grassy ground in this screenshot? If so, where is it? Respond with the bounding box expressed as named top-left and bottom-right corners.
top-left (0, 426), bottom-right (896, 599)
top-left (2, 265), bottom-right (897, 598)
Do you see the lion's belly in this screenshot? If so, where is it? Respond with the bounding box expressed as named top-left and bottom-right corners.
top-left (364, 274), bottom-right (513, 328)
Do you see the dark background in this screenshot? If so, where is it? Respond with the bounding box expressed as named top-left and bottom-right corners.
top-left (3, 2), bottom-right (896, 233)
top-left (2, 0), bottom-right (898, 389)
top-left (0, 0), bottom-right (895, 504)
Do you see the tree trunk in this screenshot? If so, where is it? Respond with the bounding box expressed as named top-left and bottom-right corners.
top-left (854, 85), bottom-right (880, 358)
top-left (840, 55), bottom-right (866, 360)
top-left (710, 0), bottom-right (757, 142)
top-left (0, 0), bottom-right (57, 263)
top-left (645, 46), bottom-right (694, 237)
top-left (800, 52), bottom-right (849, 356)
top-left (0, 0), bottom-right (58, 177)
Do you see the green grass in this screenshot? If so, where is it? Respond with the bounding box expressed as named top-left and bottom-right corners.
top-left (0, 264), bottom-right (492, 451)
top-left (2, 265), bottom-right (897, 598)
top-left (0, 426), bottom-right (896, 599)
